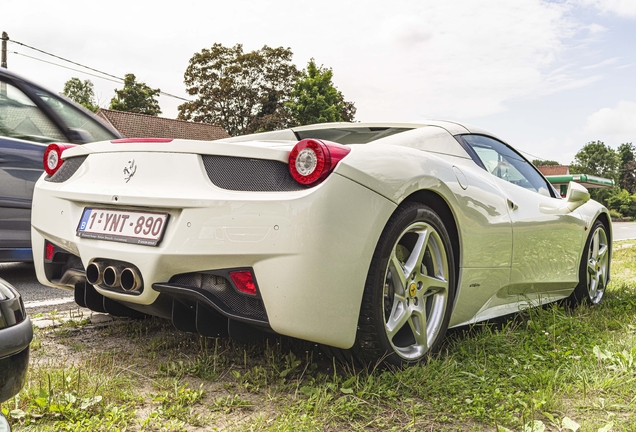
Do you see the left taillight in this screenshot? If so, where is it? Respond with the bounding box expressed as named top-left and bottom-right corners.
top-left (288, 139), bottom-right (351, 186)
top-left (43, 143), bottom-right (77, 176)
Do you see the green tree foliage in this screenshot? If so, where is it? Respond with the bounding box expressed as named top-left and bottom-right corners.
top-left (286, 59), bottom-right (356, 126)
top-left (606, 189), bottom-right (636, 218)
top-left (532, 159), bottom-right (560, 166)
top-left (178, 43), bottom-right (300, 136)
top-left (61, 78), bottom-right (98, 112)
top-left (618, 142), bottom-right (636, 193)
top-left (570, 141), bottom-right (620, 205)
top-left (110, 74), bottom-right (161, 116)
top-left (570, 141), bottom-right (620, 180)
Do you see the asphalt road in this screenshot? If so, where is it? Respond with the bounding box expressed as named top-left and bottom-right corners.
top-left (4, 222), bottom-right (636, 313)
top-left (0, 261), bottom-right (75, 313)
top-left (611, 222), bottom-right (636, 241)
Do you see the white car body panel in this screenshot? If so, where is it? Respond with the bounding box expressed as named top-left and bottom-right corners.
top-left (32, 148), bottom-right (396, 348)
top-left (31, 122), bottom-right (611, 349)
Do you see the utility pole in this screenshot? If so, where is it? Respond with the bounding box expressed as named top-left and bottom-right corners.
top-left (1, 31), bottom-right (7, 68)
top-left (1, 32), bottom-right (6, 102)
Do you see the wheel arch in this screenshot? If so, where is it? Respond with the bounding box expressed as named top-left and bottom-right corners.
top-left (401, 189), bottom-right (461, 295)
top-left (594, 210), bottom-right (612, 282)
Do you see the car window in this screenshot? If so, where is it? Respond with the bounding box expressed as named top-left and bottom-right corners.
top-left (29, 86), bottom-right (118, 142)
top-left (462, 134), bottom-right (553, 197)
top-left (0, 82), bottom-right (66, 143)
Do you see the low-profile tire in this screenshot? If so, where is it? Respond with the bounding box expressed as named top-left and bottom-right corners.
top-left (329, 202), bottom-right (456, 368)
top-left (568, 220), bottom-right (610, 307)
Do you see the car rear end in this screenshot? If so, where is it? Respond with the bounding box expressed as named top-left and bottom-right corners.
top-left (31, 138), bottom-right (395, 348)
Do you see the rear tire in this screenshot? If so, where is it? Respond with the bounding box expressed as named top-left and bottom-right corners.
top-left (328, 202), bottom-right (456, 367)
top-left (568, 220), bottom-right (609, 306)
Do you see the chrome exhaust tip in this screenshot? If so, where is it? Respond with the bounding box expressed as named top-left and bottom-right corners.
top-left (120, 268), bottom-right (142, 292)
top-left (103, 266), bottom-right (120, 288)
top-left (86, 262), bottom-right (104, 285)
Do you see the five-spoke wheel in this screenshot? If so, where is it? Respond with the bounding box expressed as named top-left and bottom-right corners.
top-left (337, 202), bottom-right (456, 367)
top-left (382, 221), bottom-right (450, 361)
top-left (569, 220), bottom-right (609, 306)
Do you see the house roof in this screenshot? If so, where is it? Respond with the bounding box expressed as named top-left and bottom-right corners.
top-left (536, 165), bottom-right (570, 176)
top-left (96, 109), bottom-right (229, 141)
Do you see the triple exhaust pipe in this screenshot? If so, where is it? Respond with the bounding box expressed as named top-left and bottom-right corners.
top-left (86, 261), bottom-right (143, 292)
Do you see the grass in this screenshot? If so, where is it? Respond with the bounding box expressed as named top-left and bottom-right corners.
top-left (2, 243), bottom-right (636, 431)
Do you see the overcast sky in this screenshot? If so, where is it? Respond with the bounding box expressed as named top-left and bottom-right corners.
top-left (4, 0), bottom-right (635, 164)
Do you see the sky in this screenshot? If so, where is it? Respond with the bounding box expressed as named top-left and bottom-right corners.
top-left (3, 0), bottom-right (635, 164)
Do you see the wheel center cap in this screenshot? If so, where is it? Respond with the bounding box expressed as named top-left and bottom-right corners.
top-left (409, 282), bottom-right (417, 297)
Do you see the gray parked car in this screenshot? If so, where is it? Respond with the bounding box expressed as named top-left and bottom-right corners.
top-left (0, 68), bottom-right (121, 262)
top-left (0, 278), bottom-right (32, 431)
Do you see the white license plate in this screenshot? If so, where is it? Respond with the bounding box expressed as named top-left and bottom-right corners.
top-left (76, 208), bottom-right (169, 246)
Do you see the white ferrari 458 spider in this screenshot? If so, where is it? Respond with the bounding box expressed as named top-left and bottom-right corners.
top-left (31, 121), bottom-right (611, 366)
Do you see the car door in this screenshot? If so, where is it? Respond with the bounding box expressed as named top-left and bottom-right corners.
top-left (0, 81), bottom-right (66, 254)
top-left (459, 134), bottom-right (586, 299)
top-left (0, 71), bottom-right (120, 261)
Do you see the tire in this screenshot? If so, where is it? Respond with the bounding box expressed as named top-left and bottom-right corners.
top-left (568, 220), bottom-right (610, 306)
top-left (329, 202), bottom-right (456, 367)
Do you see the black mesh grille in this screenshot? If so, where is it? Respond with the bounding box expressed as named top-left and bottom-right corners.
top-left (45, 156), bottom-right (87, 183)
top-left (170, 272), bottom-right (267, 321)
top-left (202, 155), bottom-right (306, 192)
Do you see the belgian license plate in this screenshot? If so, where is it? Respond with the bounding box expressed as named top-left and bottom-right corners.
top-left (76, 208), bottom-right (169, 246)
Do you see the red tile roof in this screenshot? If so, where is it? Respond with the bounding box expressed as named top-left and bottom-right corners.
top-left (537, 165), bottom-right (570, 176)
top-left (96, 109), bottom-right (229, 141)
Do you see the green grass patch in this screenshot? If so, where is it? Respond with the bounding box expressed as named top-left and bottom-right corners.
top-left (2, 243), bottom-right (636, 430)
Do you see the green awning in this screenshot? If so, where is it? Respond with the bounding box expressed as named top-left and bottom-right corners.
top-left (545, 174), bottom-right (615, 189)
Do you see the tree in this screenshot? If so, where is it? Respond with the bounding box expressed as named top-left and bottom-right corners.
top-left (570, 141), bottom-right (620, 204)
top-left (570, 141), bottom-right (619, 180)
top-left (61, 78), bottom-right (98, 112)
top-left (178, 44), bottom-right (300, 136)
top-left (618, 142), bottom-right (636, 193)
top-left (606, 188), bottom-right (636, 218)
top-left (110, 74), bottom-right (161, 116)
top-left (532, 159), bottom-right (560, 166)
top-left (286, 59), bottom-right (356, 126)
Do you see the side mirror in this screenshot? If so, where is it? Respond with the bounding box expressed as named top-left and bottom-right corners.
top-left (565, 181), bottom-right (590, 206)
top-left (539, 181), bottom-right (590, 215)
top-left (67, 128), bottom-right (94, 144)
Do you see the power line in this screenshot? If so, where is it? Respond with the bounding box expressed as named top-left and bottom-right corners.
top-left (9, 39), bottom-right (191, 102)
top-left (519, 149), bottom-right (561, 163)
top-left (12, 52), bottom-right (123, 84)
top-left (10, 39), bottom-right (124, 82)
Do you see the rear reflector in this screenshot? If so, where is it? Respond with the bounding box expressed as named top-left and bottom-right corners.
top-left (45, 241), bottom-right (55, 261)
top-left (111, 138), bottom-right (174, 143)
top-left (229, 270), bottom-right (258, 295)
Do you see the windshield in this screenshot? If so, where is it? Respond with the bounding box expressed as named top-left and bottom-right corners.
top-left (29, 85), bottom-right (118, 142)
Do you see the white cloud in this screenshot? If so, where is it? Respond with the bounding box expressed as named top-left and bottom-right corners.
top-left (345, 0), bottom-right (585, 120)
top-left (586, 23), bottom-right (607, 33)
top-left (582, 57), bottom-right (619, 69)
top-left (0, 0), bottom-right (619, 126)
top-left (576, 0), bottom-right (636, 17)
top-left (381, 16), bottom-right (433, 48)
top-left (584, 101), bottom-right (636, 143)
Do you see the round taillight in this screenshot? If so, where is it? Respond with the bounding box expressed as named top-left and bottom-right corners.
top-left (43, 143), bottom-right (76, 176)
top-left (288, 139), bottom-right (351, 186)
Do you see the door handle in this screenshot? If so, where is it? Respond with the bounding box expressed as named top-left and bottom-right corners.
top-left (507, 199), bottom-right (518, 211)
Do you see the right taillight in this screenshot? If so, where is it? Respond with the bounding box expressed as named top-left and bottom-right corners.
top-left (43, 143), bottom-right (77, 176)
top-left (288, 139), bottom-right (351, 186)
